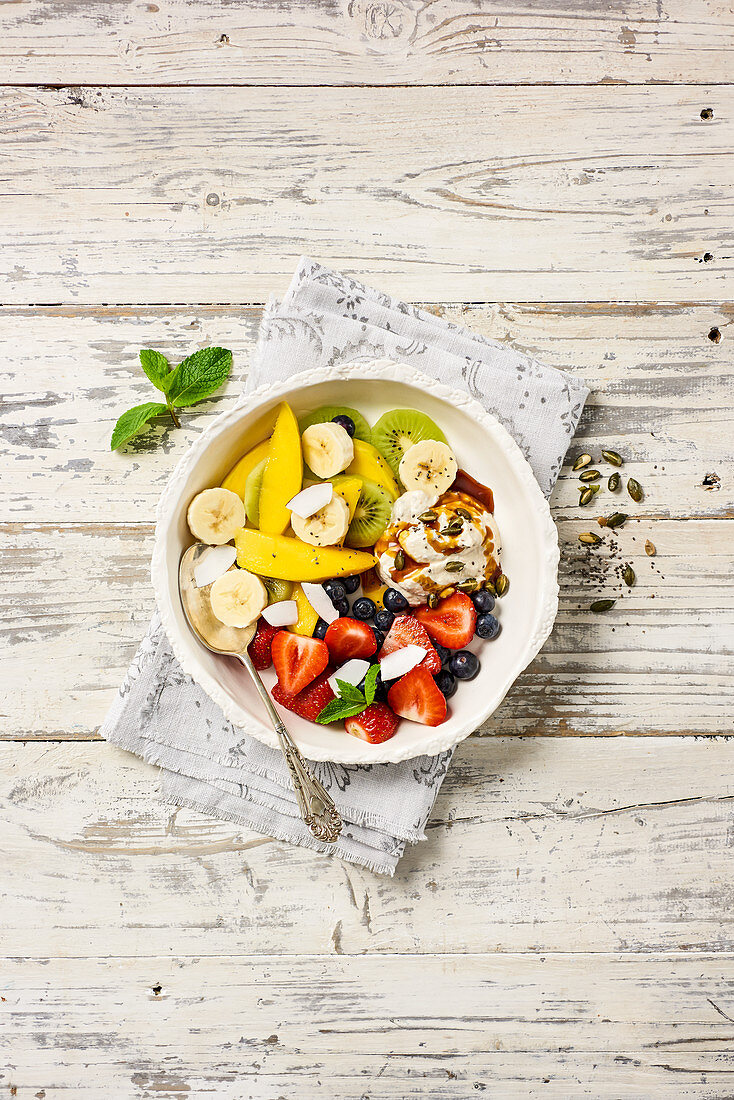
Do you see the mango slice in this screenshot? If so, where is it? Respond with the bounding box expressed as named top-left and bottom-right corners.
top-left (360, 566), bottom-right (387, 610)
top-left (235, 528), bottom-right (376, 582)
top-left (346, 439), bottom-right (400, 500)
top-left (287, 583), bottom-right (320, 636)
top-left (331, 475), bottom-right (363, 524)
top-left (221, 438), bottom-right (271, 500)
top-left (258, 403), bottom-right (303, 535)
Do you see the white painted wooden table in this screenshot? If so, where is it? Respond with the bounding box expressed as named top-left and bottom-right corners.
top-left (2, 3), bottom-right (733, 1096)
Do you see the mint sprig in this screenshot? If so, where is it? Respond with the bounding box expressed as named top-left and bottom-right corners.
top-left (316, 664), bottom-right (381, 724)
top-left (111, 345), bottom-right (232, 450)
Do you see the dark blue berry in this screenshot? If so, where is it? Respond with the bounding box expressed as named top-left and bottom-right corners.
top-left (374, 609), bottom-right (394, 633)
top-left (371, 628), bottom-right (385, 651)
top-left (359, 669), bottom-right (387, 701)
top-left (313, 618), bottom-right (328, 640)
top-left (383, 587), bottom-right (409, 613)
top-left (434, 642), bottom-right (452, 667)
top-left (323, 579), bottom-right (347, 603)
top-left (352, 596), bottom-right (376, 621)
top-left (450, 650), bottom-right (480, 681)
top-left (332, 414), bottom-right (356, 437)
top-left (472, 589), bottom-right (495, 614)
top-left (435, 669), bottom-right (457, 699)
top-left (333, 597), bottom-right (350, 616)
top-left (475, 613), bottom-right (501, 640)
top-left (342, 574), bottom-right (361, 594)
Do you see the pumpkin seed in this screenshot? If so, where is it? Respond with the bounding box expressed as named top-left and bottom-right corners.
top-left (573, 453), bottom-right (592, 471)
top-left (445, 560), bottom-right (465, 573)
top-left (627, 477), bottom-right (643, 503)
top-left (591, 483), bottom-right (601, 495)
top-left (484, 580), bottom-right (497, 597)
top-left (623, 564), bottom-right (635, 587)
top-left (645, 539), bottom-right (656, 556)
top-left (590, 598), bottom-right (616, 613)
top-left (578, 532), bottom-right (602, 546)
top-left (418, 510), bottom-right (437, 523)
top-left (606, 512), bottom-right (628, 529)
top-left (427, 592), bottom-right (439, 609)
top-left (394, 549), bottom-right (405, 571)
top-left (495, 574), bottom-right (510, 597)
top-left (608, 472), bottom-right (620, 492)
top-left (579, 469), bottom-right (601, 482)
top-left (455, 508), bottom-right (473, 521)
top-left (457, 578), bottom-right (478, 593)
top-left (602, 449), bottom-right (623, 467)
top-left (441, 520), bottom-right (463, 536)
top-left (579, 486), bottom-right (594, 506)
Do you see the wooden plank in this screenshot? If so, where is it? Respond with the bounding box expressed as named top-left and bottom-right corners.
top-left (1, 0), bottom-right (732, 87)
top-left (5, 951), bottom-right (734, 1098)
top-left (0, 86), bottom-right (731, 304)
top-left (4, 737), bottom-right (734, 956)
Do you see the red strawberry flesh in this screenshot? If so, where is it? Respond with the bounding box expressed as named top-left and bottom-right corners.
top-left (414, 591), bottom-right (477, 649)
top-left (378, 614), bottom-right (441, 674)
top-left (345, 702), bottom-right (400, 744)
top-left (247, 619), bottom-right (279, 671)
top-left (272, 672), bottom-right (336, 722)
top-left (271, 631), bottom-right (329, 695)
top-left (387, 665), bottom-right (447, 727)
top-left (324, 617), bottom-right (378, 664)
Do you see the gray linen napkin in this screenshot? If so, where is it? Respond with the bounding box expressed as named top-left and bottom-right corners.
top-left (100, 258), bottom-right (588, 875)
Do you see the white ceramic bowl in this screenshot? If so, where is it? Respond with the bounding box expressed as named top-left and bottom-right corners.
top-left (152, 360), bottom-right (559, 763)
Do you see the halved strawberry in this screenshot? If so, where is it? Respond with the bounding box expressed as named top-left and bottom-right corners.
top-left (271, 631), bottom-right (329, 695)
top-left (247, 619), bottom-right (279, 671)
top-left (345, 702), bottom-right (400, 744)
top-left (387, 665), bottom-right (447, 727)
top-left (415, 592), bottom-right (477, 649)
top-left (324, 617), bottom-right (377, 665)
top-left (378, 614), bottom-right (441, 674)
top-left (272, 672), bottom-right (336, 722)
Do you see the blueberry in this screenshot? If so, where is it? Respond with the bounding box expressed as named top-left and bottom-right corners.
top-left (352, 596), bottom-right (376, 621)
top-left (323, 579), bottom-right (347, 603)
top-left (371, 628), bottom-right (385, 651)
top-left (472, 589), bottom-right (496, 614)
top-left (383, 588), bottom-right (409, 613)
top-left (342, 574), bottom-right (361, 594)
top-left (450, 650), bottom-right (480, 681)
top-left (475, 613), bottom-right (501, 640)
top-left (332, 597), bottom-right (350, 616)
top-left (434, 642), bottom-right (451, 667)
top-left (332, 414), bottom-right (356, 437)
top-left (374, 609), bottom-right (394, 633)
top-left (435, 669), bottom-right (457, 699)
top-left (313, 618), bottom-right (328, 640)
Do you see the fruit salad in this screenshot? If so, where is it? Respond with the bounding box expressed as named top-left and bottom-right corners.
top-left (184, 401), bottom-right (508, 746)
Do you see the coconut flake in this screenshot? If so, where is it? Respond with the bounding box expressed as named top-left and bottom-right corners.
top-left (262, 600), bottom-right (299, 627)
top-left (329, 659), bottom-right (370, 695)
top-left (193, 544), bottom-right (237, 588)
top-left (287, 481), bottom-right (333, 519)
top-left (379, 645), bottom-right (427, 682)
top-left (301, 582), bottom-right (339, 625)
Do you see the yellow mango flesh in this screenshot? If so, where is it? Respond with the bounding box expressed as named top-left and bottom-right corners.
top-left (331, 475), bottom-right (362, 523)
top-left (258, 403), bottom-right (303, 535)
top-left (346, 439), bottom-right (400, 500)
top-left (360, 566), bottom-right (387, 610)
top-left (221, 438), bottom-right (271, 500)
top-left (287, 583), bottom-right (320, 636)
top-left (235, 528), bottom-right (376, 582)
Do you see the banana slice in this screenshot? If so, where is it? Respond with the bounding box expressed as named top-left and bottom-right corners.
top-left (209, 568), bottom-right (267, 628)
top-left (398, 440), bottom-right (458, 501)
top-left (301, 422), bottom-right (354, 479)
top-left (290, 493), bottom-right (350, 547)
top-left (187, 487), bottom-right (245, 545)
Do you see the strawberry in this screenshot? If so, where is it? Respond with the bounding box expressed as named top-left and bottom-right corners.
top-left (378, 614), bottom-right (441, 674)
top-left (345, 702), bottom-right (400, 744)
top-left (271, 631), bottom-right (329, 695)
top-left (415, 591), bottom-right (477, 649)
top-left (272, 672), bottom-right (336, 722)
top-left (247, 619), bottom-right (279, 671)
top-left (387, 665), bottom-right (448, 727)
top-left (324, 617), bottom-right (378, 664)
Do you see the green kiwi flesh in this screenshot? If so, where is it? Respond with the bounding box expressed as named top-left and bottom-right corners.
top-left (345, 478), bottom-right (393, 548)
top-left (371, 408), bottom-right (448, 478)
top-left (244, 457), bottom-right (268, 526)
top-left (262, 577), bottom-right (294, 603)
top-left (298, 405), bottom-right (372, 444)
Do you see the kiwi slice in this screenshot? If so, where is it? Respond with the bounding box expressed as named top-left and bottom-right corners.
top-left (371, 408), bottom-right (448, 478)
top-left (299, 405), bottom-right (372, 444)
top-left (244, 457), bottom-right (267, 526)
top-left (262, 577), bottom-right (293, 603)
top-left (345, 478), bottom-right (393, 548)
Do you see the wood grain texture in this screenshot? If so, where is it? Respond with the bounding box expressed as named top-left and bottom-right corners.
top-left (4, 737), bottom-right (734, 957)
top-left (1, 85), bottom-right (731, 304)
top-left (1, 0), bottom-right (732, 86)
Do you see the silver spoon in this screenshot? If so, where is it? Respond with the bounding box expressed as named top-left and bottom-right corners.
top-left (178, 544), bottom-right (342, 844)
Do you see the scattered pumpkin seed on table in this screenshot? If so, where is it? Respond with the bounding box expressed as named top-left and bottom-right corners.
top-left (623, 564), bottom-right (636, 587)
top-left (627, 477), bottom-right (643, 503)
top-left (579, 469), bottom-right (601, 482)
top-left (578, 532), bottom-right (602, 545)
top-left (608, 472), bottom-right (620, 492)
top-left (602, 449), bottom-right (623, 467)
top-left (579, 486), bottom-right (594, 506)
top-left (645, 540), bottom-right (656, 556)
top-left (573, 454), bottom-right (592, 471)
top-left (605, 512), bottom-right (628, 529)
top-left (590, 598), bottom-right (616, 612)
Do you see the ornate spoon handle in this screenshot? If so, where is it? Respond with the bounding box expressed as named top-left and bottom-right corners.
top-left (235, 652), bottom-right (343, 844)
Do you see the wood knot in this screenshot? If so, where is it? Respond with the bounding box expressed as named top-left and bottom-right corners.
top-left (347, 0), bottom-right (417, 50)
top-left (700, 107), bottom-right (714, 120)
top-left (708, 327), bottom-right (721, 343)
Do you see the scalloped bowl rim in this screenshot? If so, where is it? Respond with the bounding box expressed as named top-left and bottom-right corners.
top-left (152, 360), bottom-right (559, 763)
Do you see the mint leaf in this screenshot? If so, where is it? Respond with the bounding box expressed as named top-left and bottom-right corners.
top-left (316, 698), bottom-right (368, 725)
top-left (363, 664), bottom-right (380, 705)
top-left (110, 402), bottom-right (168, 450)
top-left (139, 349), bottom-right (172, 393)
top-left (334, 679), bottom-right (366, 706)
top-left (167, 346), bottom-right (232, 408)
